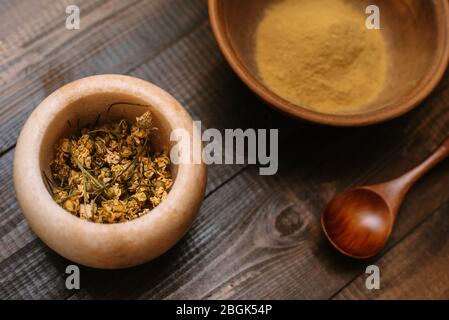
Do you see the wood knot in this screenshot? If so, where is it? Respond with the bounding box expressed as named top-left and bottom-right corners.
top-left (275, 206), bottom-right (303, 236)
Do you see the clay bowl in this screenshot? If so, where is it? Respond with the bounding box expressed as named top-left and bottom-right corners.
top-left (209, 0), bottom-right (449, 126)
top-left (13, 75), bottom-right (207, 269)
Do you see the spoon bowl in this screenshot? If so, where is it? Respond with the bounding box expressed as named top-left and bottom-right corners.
top-left (322, 188), bottom-right (393, 259)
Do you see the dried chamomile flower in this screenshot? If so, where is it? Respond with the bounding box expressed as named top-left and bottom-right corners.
top-left (79, 202), bottom-right (97, 220)
top-left (49, 110), bottom-right (172, 224)
top-left (136, 111), bottom-right (153, 130)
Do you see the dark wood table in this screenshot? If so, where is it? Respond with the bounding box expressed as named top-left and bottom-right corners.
top-left (1, 0), bottom-right (449, 300)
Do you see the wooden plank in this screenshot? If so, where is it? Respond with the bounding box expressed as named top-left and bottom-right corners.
top-left (2, 0), bottom-right (449, 299)
top-left (0, 151), bottom-right (72, 299)
top-left (0, 0), bottom-right (106, 62)
top-left (334, 201), bottom-right (449, 300)
top-left (5, 78), bottom-right (449, 299)
top-left (0, 238), bottom-right (70, 299)
top-left (0, 0), bottom-right (208, 153)
top-left (0, 152), bottom-right (34, 256)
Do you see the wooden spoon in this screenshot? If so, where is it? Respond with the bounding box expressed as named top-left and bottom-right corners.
top-left (321, 136), bottom-right (449, 259)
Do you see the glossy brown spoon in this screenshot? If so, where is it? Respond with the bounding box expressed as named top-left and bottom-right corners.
top-left (322, 136), bottom-right (449, 259)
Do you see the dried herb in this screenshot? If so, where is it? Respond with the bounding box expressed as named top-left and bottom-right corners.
top-left (49, 111), bottom-right (172, 223)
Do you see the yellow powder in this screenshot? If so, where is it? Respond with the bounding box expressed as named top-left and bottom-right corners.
top-left (255, 0), bottom-right (387, 114)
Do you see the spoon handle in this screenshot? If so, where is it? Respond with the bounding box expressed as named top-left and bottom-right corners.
top-left (372, 135), bottom-right (449, 214)
top-left (400, 135), bottom-right (449, 184)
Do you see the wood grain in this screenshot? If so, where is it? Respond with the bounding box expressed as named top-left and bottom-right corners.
top-left (0, 0), bottom-right (105, 62)
top-left (4, 70), bottom-right (449, 299)
top-left (2, 0), bottom-right (449, 300)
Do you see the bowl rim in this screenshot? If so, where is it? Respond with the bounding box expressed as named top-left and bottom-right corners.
top-left (208, 0), bottom-right (449, 127)
top-left (13, 74), bottom-right (207, 268)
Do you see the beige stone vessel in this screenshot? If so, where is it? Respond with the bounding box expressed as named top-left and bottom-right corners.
top-left (13, 74), bottom-right (207, 269)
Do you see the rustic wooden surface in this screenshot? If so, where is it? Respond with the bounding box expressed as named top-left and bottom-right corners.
top-left (1, 0), bottom-right (449, 300)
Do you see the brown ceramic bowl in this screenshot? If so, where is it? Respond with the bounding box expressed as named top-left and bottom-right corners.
top-left (13, 75), bottom-right (207, 269)
top-left (209, 0), bottom-right (449, 126)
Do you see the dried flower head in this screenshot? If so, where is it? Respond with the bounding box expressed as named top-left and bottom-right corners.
top-left (49, 111), bottom-right (172, 224)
